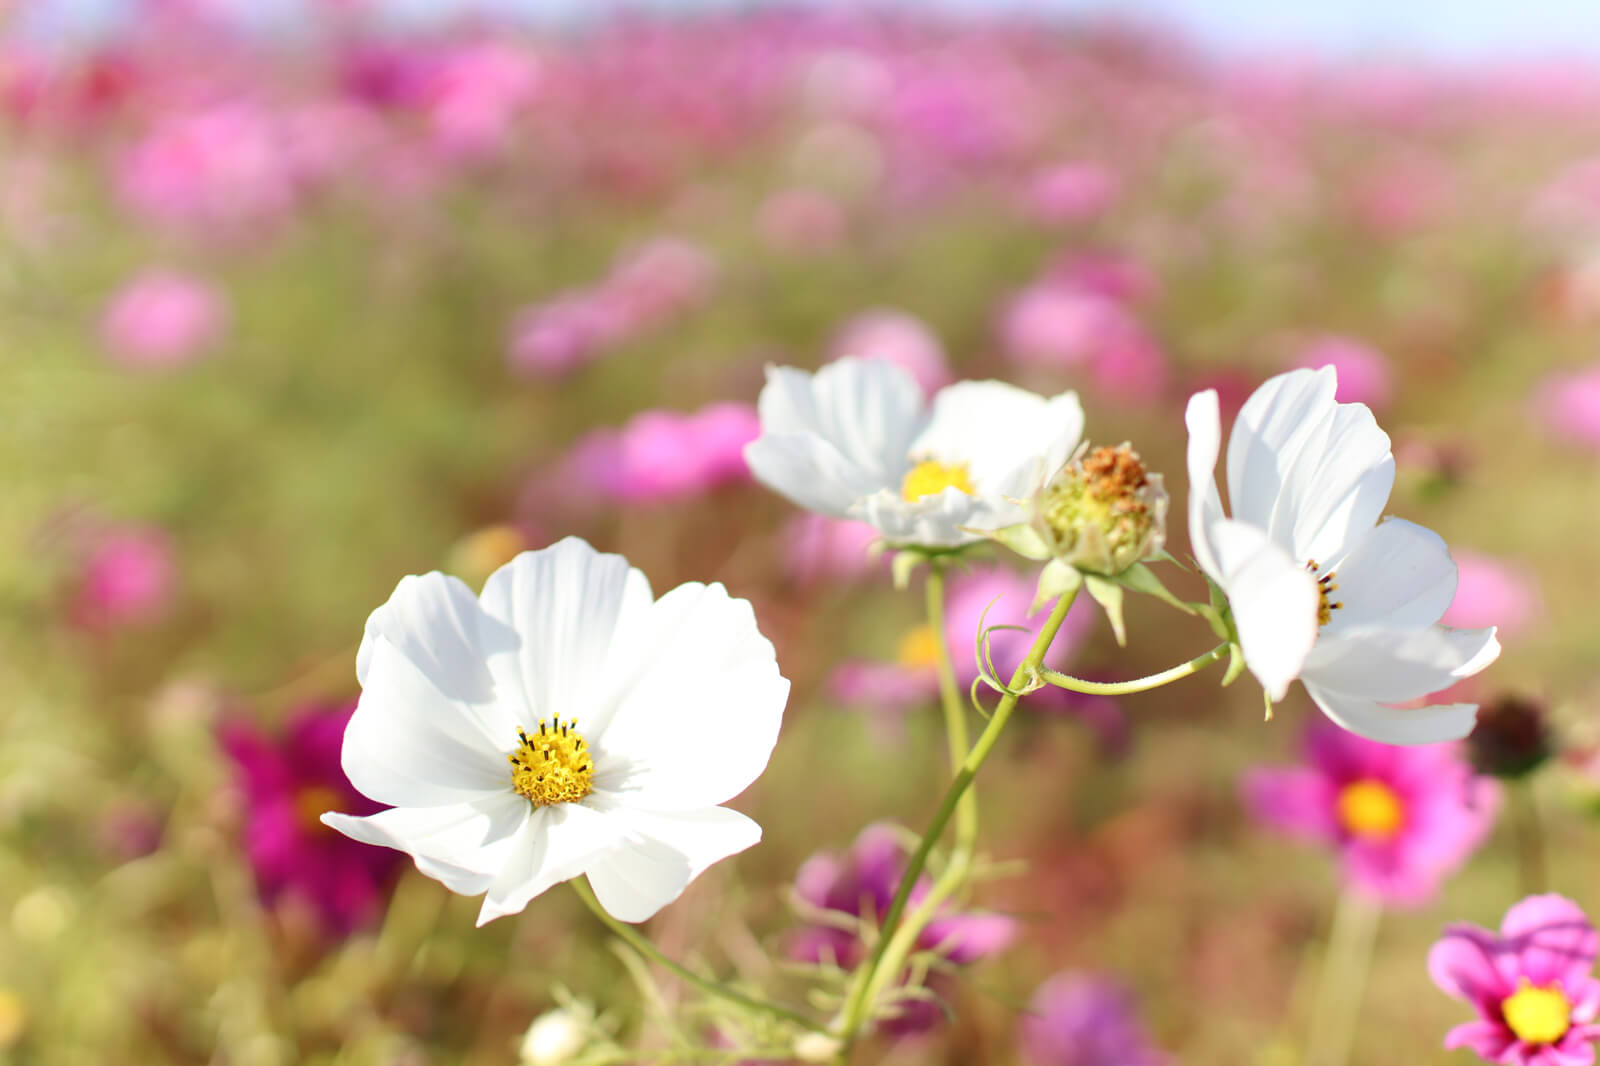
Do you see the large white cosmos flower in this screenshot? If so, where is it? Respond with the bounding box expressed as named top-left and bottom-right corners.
top-left (1185, 368), bottom-right (1499, 745)
top-left (322, 537), bottom-right (789, 925)
top-left (744, 357), bottom-right (1084, 549)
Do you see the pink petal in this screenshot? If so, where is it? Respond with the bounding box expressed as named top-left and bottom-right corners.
top-left (1502, 895), bottom-right (1599, 987)
top-left (1430, 923), bottom-right (1513, 1012)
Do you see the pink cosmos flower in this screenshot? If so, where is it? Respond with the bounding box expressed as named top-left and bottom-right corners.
top-left (1444, 553), bottom-right (1542, 639)
top-left (117, 103), bottom-right (295, 233)
top-left (828, 309), bottom-right (952, 396)
top-left (999, 282), bottom-right (1169, 400)
top-left (1429, 895), bottom-right (1600, 1065)
top-left (791, 823), bottom-right (1017, 1034)
top-left (424, 41), bottom-right (541, 159)
top-left (218, 702), bottom-right (402, 937)
top-left (100, 270), bottom-right (227, 369)
top-left (69, 525), bottom-right (175, 632)
top-left (1021, 972), bottom-right (1170, 1066)
top-left (757, 187), bottom-right (847, 253)
top-left (1044, 251), bottom-right (1158, 306)
top-left (1294, 335), bottom-right (1393, 410)
top-left (778, 514), bottom-right (884, 585)
top-left (557, 403), bottom-right (760, 505)
top-left (1244, 724), bottom-right (1498, 906)
top-left (1534, 363), bottom-right (1600, 452)
top-left (1021, 162), bottom-right (1120, 226)
top-left (506, 290), bottom-right (630, 378)
top-left (605, 237), bottom-right (718, 330)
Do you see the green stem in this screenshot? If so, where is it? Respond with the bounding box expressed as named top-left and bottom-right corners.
top-left (1511, 781), bottom-right (1548, 895)
top-left (1039, 643), bottom-right (1228, 695)
top-left (1305, 889), bottom-right (1380, 1066)
top-left (836, 584), bottom-right (1082, 1044)
top-left (570, 880), bottom-right (822, 1033)
top-left (925, 563), bottom-right (979, 856)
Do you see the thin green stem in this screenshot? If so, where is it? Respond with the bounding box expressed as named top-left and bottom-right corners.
top-left (570, 880), bottom-right (822, 1033)
top-left (836, 585), bottom-right (1081, 1044)
top-left (925, 563), bottom-right (979, 856)
top-left (1039, 642), bottom-right (1228, 695)
top-left (1511, 781), bottom-right (1548, 895)
top-left (1305, 889), bottom-right (1381, 1066)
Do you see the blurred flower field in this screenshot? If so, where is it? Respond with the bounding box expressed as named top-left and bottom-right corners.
top-left (4, 5), bottom-right (1600, 1065)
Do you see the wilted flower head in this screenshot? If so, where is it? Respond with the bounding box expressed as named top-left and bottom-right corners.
top-left (1468, 694), bottom-right (1556, 780)
top-left (101, 270), bottom-right (227, 370)
top-left (218, 702), bottom-right (402, 937)
top-left (1244, 724), bottom-right (1498, 906)
top-left (1430, 895), bottom-right (1600, 1065)
top-left (323, 538), bottom-right (788, 924)
top-left (1033, 444), bottom-right (1167, 578)
top-left (1020, 972), bottom-right (1169, 1066)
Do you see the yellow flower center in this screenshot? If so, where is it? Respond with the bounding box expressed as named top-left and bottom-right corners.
top-left (509, 717), bottom-right (594, 807)
top-left (1335, 779), bottom-right (1404, 839)
top-left (900, 459), bottom-right (975, 502)
top-left (295, 785), bottom-right (344, 834)
top-left (1503, 980), bottom-right (1572, 1045)
top-left (1305, 560), bottom-right (1342, 627)
top-left (895, 624), bottom-right (942, 669)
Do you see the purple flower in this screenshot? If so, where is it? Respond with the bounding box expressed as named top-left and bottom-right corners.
top-left (1430, 895), bottom-right (1600, 1065)
top-left (218, 703), bottom-right (402, 937)
top-left (1021, 972), bottom-right (1169, 1066)
top-left (1243, 724), bottom-right (1499, 907)
top-left (791, 824), bottom-right (1016, 1034)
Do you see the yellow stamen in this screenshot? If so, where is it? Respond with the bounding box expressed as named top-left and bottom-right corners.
top-left (895, 624), bottom-right (942, 669)
top-left (295, 785), bottom-right (344, 833)
top-left (900, 459), bottom-right (975, 502)
top-left (1502, 980), bottom-right (1572, 1045)
top-left (1335, 779), bottom-right (1404, 839)
top-left (509, 717), bottom-right (595, 807)
top-left (1306, 560), bottom-right (1343, 627)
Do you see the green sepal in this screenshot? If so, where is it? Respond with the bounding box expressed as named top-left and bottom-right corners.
top-left (1221, 642), bottom-right (1247, 687)
top-left (892, 549), bottom-right (927, 590)
top-left (974, 520), bottom-right (1052, 562)
top-left (1031, 558), bottom-right (1084, 615)
top-left (1262, 688), bottom-right (1275, 722)
top-left (1084, 574), bottom-right (1127, 646)
top-left (1114, 562), bottom-right (1195, 615)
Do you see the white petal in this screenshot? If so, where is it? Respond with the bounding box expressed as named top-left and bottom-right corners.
top-left (356, 571), bottom-right (522, 738)
top-left (478, 538), bottom-right (654, 738)
top-left (1224, 367), bottom-right (1338, 542)
top-left (1183, 389), bottom-right (1226, 578)
top-left (591, 582), bottom-right (788, 811)
top-left (476, 803), bottom-right (625, 926)
top-left (909, 381), bottom-right (1083, 497)
top-left (855, 486), bottom-right (987, 548)
top-left (1206, 518), bottom-right (1319, 701)
top-left (322, 795), bottom-right (527, 895)
top-left (1305, 684), bottom-right (1482, 746)
top-left (745, 360), bottom-right (925, 513)
top-left (1302, 624), bottom-right (1501, 703)
top-left (1322, 518), bottom-right (1458, 632)
top-left (584, 806), bottom-right (762, 923)
top-left (1282, 403), bottom-right (1394, 563)
top-left (342, 637), bottom-right (511, 807)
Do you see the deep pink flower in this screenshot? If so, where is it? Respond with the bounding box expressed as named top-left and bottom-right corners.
top-left (1430, 895), bottom-right (1600, 1065)
top-left (100, 270), bottom-right (226, 369)
top-left (70, 525), bottom-right (175, 631)
top-left (1021, 972), bottom-right (1170, 1066)
top-left (791, 823), bottom-right (1017, 1034)
top-left (557, 403), bottom-right (759, 504)
top-left (218, 703), bottom-right (402, 937)
top-left (829, 309), bottom-right (951, 396)
top-left (424, 42), bottom-right (541, 159)
top-left (1534, 363), bottom-right (1600, 452)
top-left (1294, 335), bottom-right (1393, 409)
top-left (1445, 552), bottom-right (1542, 639)
top-left (1244, 724), bottom-right (1499, 906)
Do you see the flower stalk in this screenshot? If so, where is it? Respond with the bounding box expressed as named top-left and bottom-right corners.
top-left (1038, 643), bottom-right (1228, 696)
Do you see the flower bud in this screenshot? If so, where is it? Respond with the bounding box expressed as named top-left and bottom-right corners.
top-left (1035, 443), bottom-right (1167, 576)
top-left (519, 1006), bottom-right (591, 1066)
top-left (1468, 694), bottom-right (1555, 779)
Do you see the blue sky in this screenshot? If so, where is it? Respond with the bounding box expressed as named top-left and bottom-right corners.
top-left (20, 0), bottom-right (1600, 60)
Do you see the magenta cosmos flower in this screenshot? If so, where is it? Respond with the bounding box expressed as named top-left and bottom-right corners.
top-left (101, 270), bottom-right (228, 370)
top-left (1243, 724), bottom-right (1498, 906)
top-left (1020, 972), bottom-right (1169, 1066)
top-left (1430, 895), bottom-right (1600, 1065)
top-left (791, 823), bottom-right (1016, 1034)
top-left (69, 524), bottom-right (176, 632)
top-left (218, 702), bottom-right (402, 936)
top-left (554, 403), bottom-right (760, 505)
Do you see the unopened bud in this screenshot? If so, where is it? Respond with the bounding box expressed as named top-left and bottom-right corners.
top-left (519, 1007), bottom-right (590, 1066)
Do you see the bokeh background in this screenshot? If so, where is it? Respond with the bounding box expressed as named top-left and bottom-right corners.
top-left (4, 1), bottom-right (1600, 1064)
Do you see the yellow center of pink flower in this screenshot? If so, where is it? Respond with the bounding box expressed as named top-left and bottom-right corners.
top-left (509, 717), bottom-right (594, 807)
top-left (900, 459), bottom-right (975, 502)
top-left (295, 785), bottom-right (343, 833)
top-left (1335, 779), bottom-right (1404, 839)
top-left (895, 624), bottom-right (942, 669)
top-left (1502, 980), bottom-right (1572, 1045)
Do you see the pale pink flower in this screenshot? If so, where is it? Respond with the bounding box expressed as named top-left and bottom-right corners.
top-left (828, 309), bottom-right (951, 396)
top-left (425, 42), bottom-right (541, 159)
top-left (101, 271), bottom-right (227, 369)
top-left (757, 187), bottom-right (846, 253)
top-left (1021, 972), bottom-right (1170, 1066)
top-left (70, 525), bottom-right (176, 632)
top-left (779, 515), bottom-right (884, 585)
top-left (558, 403), bottom-right (759, 505)
top-left (605, 237), bottom-right (718, 330)
top-left (1021, 162), bottom-right (1120, 225)
top-left (1294, 335), bottom-right (1392, 409)
top-left (117, 103), bottom-right (295, 233)
top-left (1444, 552), bottom-right (1541, 639)
top-left (1535, 363), bottom-right (1600, 451)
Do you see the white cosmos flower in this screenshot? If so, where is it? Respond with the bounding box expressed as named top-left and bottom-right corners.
top-left (743, 357), bottom-right (1084, 549)
top-left (1185, 368), bottom-right (1500, 746)
top-left (322, 537), bottom-right (788, 925)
